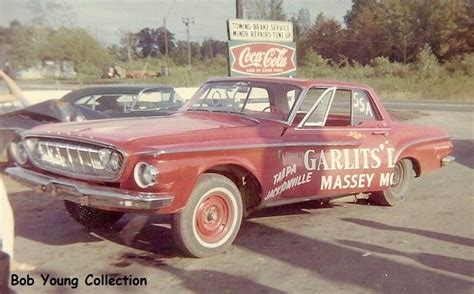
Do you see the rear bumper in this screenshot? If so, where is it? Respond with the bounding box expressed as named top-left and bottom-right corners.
top-left (441, 155), bottom-right (455, 167)
top-left (5, 166), bottom-right (173, 211)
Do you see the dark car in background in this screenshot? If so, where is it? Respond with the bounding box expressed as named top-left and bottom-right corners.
top-left (0, 84), bottom-right (184, 169)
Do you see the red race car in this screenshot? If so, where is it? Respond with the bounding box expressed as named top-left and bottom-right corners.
top-left (6, 77), bottom-right (454, 257)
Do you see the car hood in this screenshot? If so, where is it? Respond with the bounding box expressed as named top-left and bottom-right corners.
top-left (24, 112), bottom-right (278, 154)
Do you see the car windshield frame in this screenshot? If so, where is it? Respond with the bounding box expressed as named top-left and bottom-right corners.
top-left (181, 80), bottom-right (304, 123)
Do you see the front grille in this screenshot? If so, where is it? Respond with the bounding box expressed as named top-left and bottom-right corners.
top-left (24, 137), bottom-right (124, 181)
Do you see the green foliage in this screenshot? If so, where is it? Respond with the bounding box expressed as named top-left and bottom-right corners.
top-left (300, 49), bottom-right (334, 78)
top-left (371, 57), bottom-right (408, 78)
top-left (5, 22), bottom-right (111, 77)
top-left (415, 44), bottom-right (441, 79)
top-left (8, 24), bottom-right (49, 69)
top-left (304, 50), bottom-right (329, 67)
top-left (76, 62), bottom-right (102, 80)
top-left (443, 54), bottom-right (474, 76)
top-left (306, 0), bottom-right (474, 65)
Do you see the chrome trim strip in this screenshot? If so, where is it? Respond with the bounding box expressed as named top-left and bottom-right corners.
top-left (6, 167), bottom-right (173, 210)
top-left (136, 140), bottom-right (361, 156)
top-left (22, 134), bottom-right (128, 156)
top-left (441, 156), bottom-right (455, 166)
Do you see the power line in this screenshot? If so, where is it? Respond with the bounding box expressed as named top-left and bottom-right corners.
top-left (165, 0), bottom-right (176, 18)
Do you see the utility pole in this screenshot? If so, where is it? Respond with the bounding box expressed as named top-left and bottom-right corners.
top-left (236, 0), bottom-right (244, 18)
top-left (182, 17), bottom-right (194, 69)
top-left (289, 12), bottom-right (297, 43)
top-left (163, 17), bottom-right (169, 76)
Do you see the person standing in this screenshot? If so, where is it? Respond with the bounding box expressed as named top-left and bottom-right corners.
top-left (0, 69), bottom-right (35, 273)
top-left (0, 172), bottom-right (13, 292)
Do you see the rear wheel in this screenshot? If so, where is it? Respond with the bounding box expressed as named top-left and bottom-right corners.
top-left (371, 159), bottom-right (414, 206)
top-left (64, 200), bottom-right (124, 229)
top-left (171, 173), bottom-right (243, 257)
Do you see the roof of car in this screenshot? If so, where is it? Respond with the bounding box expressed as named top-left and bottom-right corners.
top-left (206, 76), bottom-right (372, 90)
top-left (60, 84), bottom-right (175, 102)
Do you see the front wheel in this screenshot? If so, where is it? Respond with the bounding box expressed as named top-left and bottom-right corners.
top-left (64, 201), bottom-right (124, 229)
top-left (370, 159), bottom-right (414, 206)
top-left (171, 173), bottom-right (243, 257)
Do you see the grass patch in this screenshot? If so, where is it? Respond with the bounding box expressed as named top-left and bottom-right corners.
top-left (15, 62), bottom-right (473, 102)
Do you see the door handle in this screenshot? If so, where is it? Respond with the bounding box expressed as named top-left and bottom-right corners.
top-left (372, 131), bottom-right (388, 136)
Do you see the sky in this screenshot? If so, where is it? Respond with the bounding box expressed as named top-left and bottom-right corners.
top-left (0, 0), bottom-right (352, 45)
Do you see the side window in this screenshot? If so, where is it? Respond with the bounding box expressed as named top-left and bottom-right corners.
top-left (74, 95), bottom-right (97, 108)
top-left (298, 87), bottom-right (335, 127)
top-left (299, 88), bottom-right (325, 113)
top-left (325, 90), bottom-right (351, 126)
top-left (292, 88), bottom-right (325, 125)
top-left (352, 91), bottom-right (376, 125)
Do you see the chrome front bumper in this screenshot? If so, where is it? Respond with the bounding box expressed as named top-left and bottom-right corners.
top-left (441, 156), bottom-right (456, 167)
top-left (6, 167), bottom-right (173, 210)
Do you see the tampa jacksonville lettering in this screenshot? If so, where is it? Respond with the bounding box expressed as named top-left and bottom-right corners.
top-left (265, 163), bottom-right (313, 200)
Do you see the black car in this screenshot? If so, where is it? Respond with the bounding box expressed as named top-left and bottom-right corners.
top-left (0, 85), bottom-right (184, 168)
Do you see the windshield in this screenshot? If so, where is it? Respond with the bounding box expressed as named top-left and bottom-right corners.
top-left (131, 88), bottom-right (183, 112)
top-left (183, 81), bottom-right (302, 121)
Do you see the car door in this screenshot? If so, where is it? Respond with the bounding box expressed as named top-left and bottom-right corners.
top-left (274, 86), bottom-right (392, 202)
top-left (264, 87), bottom-right (341, 202)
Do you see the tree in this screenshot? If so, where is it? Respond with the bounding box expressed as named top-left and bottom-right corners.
top-left (26, 0), bottom-right (76, 27)
top-left (119, 30), bottom-right (138, 64)
top-left (245, 0), bottom-right (286, 20)
top-left (343, 0), bottom-right (473, 64)
top-left (200, 38), bottom-right (227, 60)
top-left (7, 24), bottom-right (48, 69)
top-left (136, 28), bottom-right (159, 58)
top-left (290, 8), bottom-right (311, 62)
top-left (155, 26), bottom-right (176, 56)
top-left (268, 0), bottom-right (286, 21)
top-left (40, 27), bottom-right (111, 74)
top-left (303, 13), bottom-right (346, 64)
top-left (172, 41), bottom-right (200, 66)
top-left (296, 8), bottom-right (311, 35)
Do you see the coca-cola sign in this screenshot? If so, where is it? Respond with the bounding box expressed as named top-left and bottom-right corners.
top-left (228, 41), bottom-right (297, 77)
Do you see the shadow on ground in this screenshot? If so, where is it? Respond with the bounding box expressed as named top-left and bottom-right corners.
top-left (109, 220), bottom-right (473, 293)
top-left (451, 139), bottom-right (474, 170)
top-left (342, 218), bottom-right (474, 247)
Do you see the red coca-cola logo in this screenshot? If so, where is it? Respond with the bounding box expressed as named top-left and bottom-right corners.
top-left (230, 42), bottom-right (296, 75)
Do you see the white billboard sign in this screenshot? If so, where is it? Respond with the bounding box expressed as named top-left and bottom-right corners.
top-left (228, 19), bottom-right (293, 42)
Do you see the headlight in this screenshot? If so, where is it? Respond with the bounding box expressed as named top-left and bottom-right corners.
top-left (98, 149), bottom-right (122, 172)
top-left (8, 141), bottom-right (28, 165)
top-left (109, 152), bottom-right (121, 172)
top-left (134, 162), bottom-right (158, 188)
top-left (98, 149), bottom-right (111, 167)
